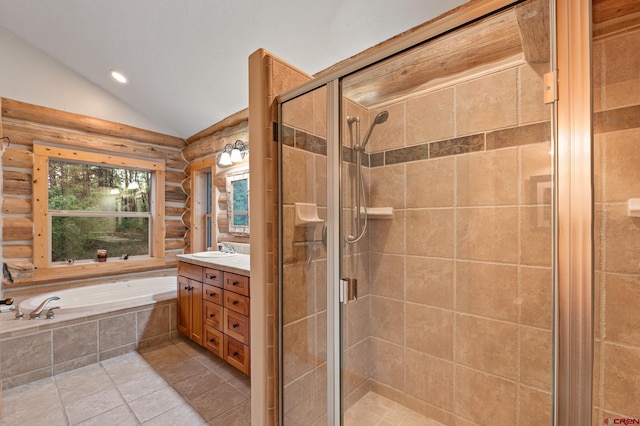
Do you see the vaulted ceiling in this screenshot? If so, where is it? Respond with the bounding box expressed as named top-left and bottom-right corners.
top-left (0, 0), bottom-right (466, 138)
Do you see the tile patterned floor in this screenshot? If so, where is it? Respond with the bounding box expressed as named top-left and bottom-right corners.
top-left (345, 392), bottom-right (444, 426)
top-left (0, 338), bottom-right (250, 426)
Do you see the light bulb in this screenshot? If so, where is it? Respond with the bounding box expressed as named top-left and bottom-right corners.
top-left (230, 148), bottom-right (243, 163)
top-left (219, 151), bottom-right (232, 166)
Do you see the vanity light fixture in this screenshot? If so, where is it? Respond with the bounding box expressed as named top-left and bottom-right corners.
top-left (110, 70), bottom-right (128, 84)
top-left (217, 140), bottom-right (248, 167)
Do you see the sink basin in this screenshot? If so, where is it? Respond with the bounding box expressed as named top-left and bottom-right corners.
top-left (192, 251), bottom-right (237, 258)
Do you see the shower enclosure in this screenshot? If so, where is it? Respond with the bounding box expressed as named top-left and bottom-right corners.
top-left (273, 0), bottom-right (638, 424)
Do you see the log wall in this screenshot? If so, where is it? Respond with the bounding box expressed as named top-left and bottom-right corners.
top-left (1, 98), bottom-right (188, 286)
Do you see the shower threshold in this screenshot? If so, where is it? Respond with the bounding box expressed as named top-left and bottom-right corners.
top-left (344, 391), bottom-right (444, 426)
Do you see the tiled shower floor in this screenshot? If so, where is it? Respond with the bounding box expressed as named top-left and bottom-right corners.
top-left (345, 392), bottom-right (444, 426)
top-left (0, 338), bottom-right (250, 426)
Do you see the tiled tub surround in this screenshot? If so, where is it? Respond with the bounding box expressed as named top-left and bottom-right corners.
top-left (0, 275), bottom-right (178, 390)
top-left (281, 59), bottom-right (554, 425)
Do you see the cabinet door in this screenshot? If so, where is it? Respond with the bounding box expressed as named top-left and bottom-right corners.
top-left (177, 276), bottom-right (191, 337)
top-left (190, 279), bottom-right (203, 345)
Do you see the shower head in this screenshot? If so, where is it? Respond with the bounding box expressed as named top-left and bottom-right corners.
top-left (360, 111), bottom-right (389, 150)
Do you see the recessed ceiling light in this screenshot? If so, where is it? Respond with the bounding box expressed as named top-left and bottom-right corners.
top-left (110, 70), bottom-right (128, 84)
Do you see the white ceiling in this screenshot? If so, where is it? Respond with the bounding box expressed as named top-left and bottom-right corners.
top-left (0, 0), bottom-right (466, 139)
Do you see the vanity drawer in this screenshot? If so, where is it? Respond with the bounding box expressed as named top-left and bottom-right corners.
top-left (224, 335), bottom-right (250, 376)
top-left (203, 325), bottom-right (223, 358)
top-left (223, 272), bottom-right (250, 297)
top-left (203, 268), bottom-right (223, 287)
top-left (203, 284), bottom-right (223, 305)
top-left (203, 300), bottom-right (223, 330)
top-left (223, 308), bottom-right (249, 345)
top-left (224, 291), bottom-right (249, 316)
top-left (178, 262), bottom-right (202, 282)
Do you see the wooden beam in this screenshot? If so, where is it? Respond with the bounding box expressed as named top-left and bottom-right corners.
top-left (2, 245), bottom-right (33, 259)
top-left (186, 108), bottom-right (249, 144)
top-left (3, 120), bottom-right (186, 169)
top-left (2, 198), bottom-right (31, 215)
top-left (515, 0), bottom-right (550, 63)
top-left (1, 98), bottom-right (185, 149)
top-left (2, 171), bottom-right (31, 196)
top-left (592, 0), bottom-right (640, 24)
top-left (342, 9), bottom-right (523, 107)
top-left (183, 122), bottom-right (249, 162)
top-left (2, 217), bottom-right (33, 241)
top-left (2, 147), bottom-right (33, 169)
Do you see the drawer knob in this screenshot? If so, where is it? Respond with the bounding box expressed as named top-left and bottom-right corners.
top-left (232, 281), bottom-right (239, 286)
top-left (233, 351), bottom-right (239, 357)
top-left (232, 323), bottom-right (239, 328)
top-left (210, 338), bottom-right (216, 343)
top-left (232, 301), bottom-right (239, 306)
top-left (209, 313), bottom-right (215, 318)
top-left (208, 275), bottom-right (216, 279)
top-left (209, 292), bottom-right (215, 297)
top-left (184, 286), bottom-right (189, 290)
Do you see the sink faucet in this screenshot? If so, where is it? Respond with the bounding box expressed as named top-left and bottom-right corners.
top-left (217, 242), bottom-right (236, 254)
top-left (29, 296), bottom-right (60, 319)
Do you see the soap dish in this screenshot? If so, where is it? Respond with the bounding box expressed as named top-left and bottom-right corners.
top-left (295, 203), bottom-right (324, 226)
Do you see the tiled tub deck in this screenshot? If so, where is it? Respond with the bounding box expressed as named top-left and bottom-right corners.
top-left (0, 279), bottom-right (177, 390)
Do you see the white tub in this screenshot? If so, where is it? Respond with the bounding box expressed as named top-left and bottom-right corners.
top-left (19, 276), bottom-right (177, 314)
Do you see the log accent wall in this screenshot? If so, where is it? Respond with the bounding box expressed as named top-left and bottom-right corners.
top-left (1, 98), bottom-right (188, 287)
top-left (184, 113), bottom-right (249, 252)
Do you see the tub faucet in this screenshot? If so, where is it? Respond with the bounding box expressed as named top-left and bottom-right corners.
top-left (217, 243), bottom-right (236, 254)
top-left (29, 296), bottom-right (60, 319)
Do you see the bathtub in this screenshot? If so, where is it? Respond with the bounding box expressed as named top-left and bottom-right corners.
top-left (18, 275), bottom-right (177, 314)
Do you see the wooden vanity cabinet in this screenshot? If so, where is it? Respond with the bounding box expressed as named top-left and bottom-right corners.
top-left (177, 261), bottom-right (250, 375)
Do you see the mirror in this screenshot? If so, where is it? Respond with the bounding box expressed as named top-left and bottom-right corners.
top-left (227, 170), bottom-right (249, 235)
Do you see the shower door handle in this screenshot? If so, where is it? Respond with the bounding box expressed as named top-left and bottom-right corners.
top-left (340, 278), bottom-right (357, 304)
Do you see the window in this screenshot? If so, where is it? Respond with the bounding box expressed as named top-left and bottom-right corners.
top-left (33, 144), bottom-right (165, 276)
top-left (48, 160), bottom-right (151, 262)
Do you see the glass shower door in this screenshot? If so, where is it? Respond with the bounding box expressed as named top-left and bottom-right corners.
top-left (339, 0), bottom-right (555, 424)
top-left (280, 85), bottom-right (329, 426)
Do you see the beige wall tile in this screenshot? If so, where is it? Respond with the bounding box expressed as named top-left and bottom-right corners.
top-left (369, 253), bottom-right (405, 300)
top-left (519, 387), bottom-right (552, 426)
top-left (604, 129), bottom-right (640, 202)
top-left (99, 313), bottom-right (136, 352)
top-left (521, 205), bottom-right (552, 267)
top-left (406, 304), bottom-right (453, 360)
top-left (406, 208), bottom-right (454, 258)
top-left (346, 295), bottom-right (370, 348)
top-left (370, 338), bottom-right (405, 391)
top-left (605, 273), bottom-right (640, 346)
top-left (137, 304), bottom-right (171, 342)
top-left (604, 204), bottom-right (640, 274)
top-left (455, 314), bottom-right (518, 380)
top-left (406, 88), bottom-right (455, 145)
top-left (1, 331), bottom-right (52, 378)
top-left (406, 257), bottom-right (454, 309)
top-left (456, 261), bottom-right (518, 322)
top-left (406, 157), bottom-right (454, 208)
top-left (456, 69), bottom-right (518, 136)
top-left (455, 366), bottom-right (516, 425)
top-left (457, 149), bottom-right (518, 206)
top-left (282, 145), bottom-right (315, 205)
top-left (313, 86), bottom-right (327, 138)
top-left (367, 104), bottom-right (405, 153)
top-left (283, 368), bottom-right (324, 425)
top-left (370, 296), bottom-right (404, 346)
top-left (53, 322), bottom-right (98, 365)
top-left (344, 339), bottom-right (370, 397)
top-left (282, 262), bottom-right (314, 325)
top-left (520, 266), bottom-right (553, 330)
top-left (603, 343), bottom-right (640, 416)
top-left (282, 205), bottom-right (307, 265)
top-left (521, 142), bottom-right (553, 205)
top-left (599, 31), bottom-right (640, 110)
top-left (520, 62), bottom-right (552, 124)
top-left (369, 164), bottom-right (406, 209)
top-left (520, 327), bottom-right (553, 391)
top-left (282, 91), bottom-right (315, 134)
top-left (369, 210), bottom-right (406, 255)
top-left (405, 349), bottom-right (453, 411)
top-left (456, 207), bottom-right (518, 263)
top-left (282, 317), bottom-right (316, 385)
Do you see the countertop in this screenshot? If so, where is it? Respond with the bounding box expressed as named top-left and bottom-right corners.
top-left (176, 253), bottom-right (250, 277)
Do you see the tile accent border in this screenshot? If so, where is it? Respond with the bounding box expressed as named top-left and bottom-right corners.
top-left (283, 120), bottom-right (551, 167)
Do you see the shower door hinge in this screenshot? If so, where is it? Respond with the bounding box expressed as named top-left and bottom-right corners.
top-left (543, 70), bottom-right (557, 104)
top-left (339, 278), bottom-right (357, 304)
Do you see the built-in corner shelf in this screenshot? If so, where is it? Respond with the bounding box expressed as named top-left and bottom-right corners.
top-left (294, 203), bottom-right (324, 226)
top-left (359, 206), bottom-right (394, 219)
top-left (628, 198), bottom-right (640, 217)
